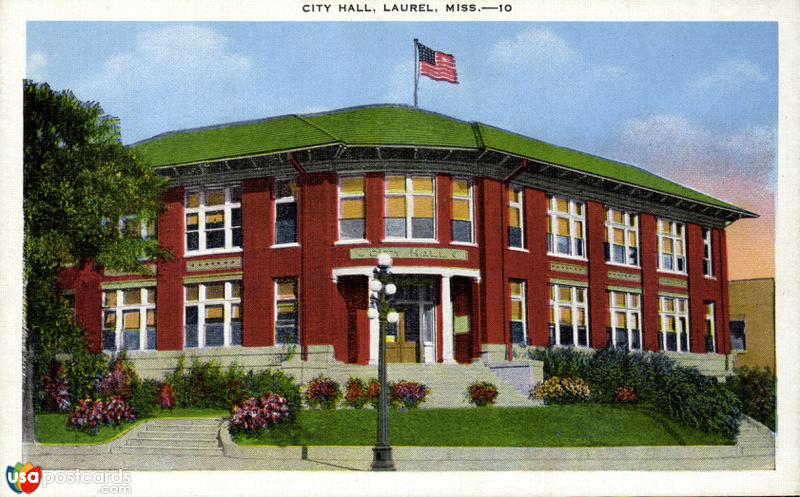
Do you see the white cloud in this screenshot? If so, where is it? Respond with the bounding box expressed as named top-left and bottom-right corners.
top-left (592, 63), bottom-right (635, 83)
top-left (79, 25), bottom-right (251, 94)
top-left (689, 59), bottom-right (767, 94)
top-left (490, 28), bottom-right (574, 67)
top-left (27, 52), bottom-right (47, 81)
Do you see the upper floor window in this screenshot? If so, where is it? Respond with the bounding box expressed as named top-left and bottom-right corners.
top-left (609, 291), bottom-right (642, 351)
top-left (275, 278), bottom-right (299, 344)
top-left (705, 302), bottom-right (717, 353)
top-left (509, 280), bottom-right (527, 344)
top-left (657, 218), bottom-right (686, 273)
top-left (184, 281), bottom-right (242, 348)
top-left (659, 296), bottom-right (689, 352)
top-left (185, 186), bottom-right (242, 254)
top-left (103, 287), bottom-right (156, 352)
top-left (508, 186), bottom-right (525, 249)
top-left (451, 178), bottom-right (474, 243)
top-left (547, 196), bottom-right (585, 258)
top-left (274, 179), bottom-right (298, 245)
top-left (338, 176), bottom-right (366, 241)
top-left (549, 284), bottom-right (589, 347)
top-left (703, 228), bottom-right (714, 277)
top-left (120, 215), bottom-right (156, 241)
top-left (605, 208), bottom-right (639, 266)
top-left (384, 174), bottom-right (436, 240)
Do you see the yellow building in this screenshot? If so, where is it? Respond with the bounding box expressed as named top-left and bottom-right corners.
top-left (730, 278), bottom-right (775, 372)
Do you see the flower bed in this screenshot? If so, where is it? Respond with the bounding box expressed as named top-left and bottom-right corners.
top-left (467, 381), bottom-right (499, 406)
top-left (531, 376), bottom-right (591, 404)
top-left (305, 375), bottom-right (342, 409)
top-left (68, 397), bottom-right (135, 434)
top-left (229, 393), bottom-right (291, 435)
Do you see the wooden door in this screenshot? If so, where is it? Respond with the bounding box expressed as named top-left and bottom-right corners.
top-left (386, 310), bottom-right (419, 363)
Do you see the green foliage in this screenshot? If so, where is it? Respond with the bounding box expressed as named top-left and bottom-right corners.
top-left (531, 376), bottom-right (592, 404)
top-left (129, 378), bottom-right (161, 419)
top-left (528, 347), bottom-right (742, 441)
top-left (726, 366), bottom-right (776, 431)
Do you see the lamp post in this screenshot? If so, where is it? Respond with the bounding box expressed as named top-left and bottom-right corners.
top-left (369, 252), bottom-right (397, 471)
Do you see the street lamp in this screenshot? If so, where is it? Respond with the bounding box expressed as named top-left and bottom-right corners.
top-left (369, 252), bottom-right (396, 471)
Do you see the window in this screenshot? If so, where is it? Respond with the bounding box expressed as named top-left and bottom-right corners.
top-left (705, 302), bottom-right (717, 353)
top-left (274, 179), bottom-right (298, 245)
top-left (102, 287), bottom-right (156, 352)
top-left (384, 174), bottom-right (436, 240)
top-left (547, 196), bottom-right (586, 258)
top-left (507, 185), bottom-right (525, 248)
top-left (338, 176), bottom-right (366, 241)
top-left (509, 280), bottom-right (527, 344)
top-left (184, 281), bottom-right (242, 348)
top-left (703, 228), bottom-right (714, 277)
top-left (451, 178), bottom-right (474, 243)
top-left (609, 291), bottom-right (642, 351)
top-left (605, 208), bottom-right (639, 266)
top-left (659, 296), bottom-right (689, 352)
top-left (549, 285), bottom-right (589, 347)
top-left (120, 215), bottom-right (156, 240)
top-left (185, 186), bottom-right (242, 253)
top-left (730, 320), bottom-right (746, 351)
top-left (657, 219), bottom-right (686, 273)
top-left (275, 279), bottom-right (299, 344)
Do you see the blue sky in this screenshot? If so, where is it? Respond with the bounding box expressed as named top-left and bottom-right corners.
top-left (26, 21), bottom-right (778, 278)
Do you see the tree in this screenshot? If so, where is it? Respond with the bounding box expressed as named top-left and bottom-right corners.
top-left (23, 80), bottom-right (166, 441)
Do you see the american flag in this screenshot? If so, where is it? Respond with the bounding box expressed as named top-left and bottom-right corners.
top-left (417, 42), bottom-right (459, 84)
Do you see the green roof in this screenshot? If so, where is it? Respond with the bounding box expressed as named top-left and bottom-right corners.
top-left (132, 104), bottom-right (752, 214)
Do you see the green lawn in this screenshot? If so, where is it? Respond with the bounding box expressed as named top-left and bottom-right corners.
top-left (235, 405), bottom-right (732, 447)
top-left (36, 408), bottom-right (227, 445)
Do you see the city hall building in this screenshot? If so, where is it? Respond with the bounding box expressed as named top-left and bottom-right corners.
top-left (60, 105), bottom-right (756, 369)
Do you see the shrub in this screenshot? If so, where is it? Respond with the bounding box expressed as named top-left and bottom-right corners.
top-left (726, 366), bottom-right (776, 431)
top-left (343, 377), bottom-right (369, 409)
top-left (391, 380), bottom-right (430, 409)
top-left (68, 397), bottom-right (135, 434)
top-left (367, 378), bottom-right (382, 409)
top-left (531, 376), bottom-right (591, 404)
top-left (97, 355), bottom-right (136, 401)
top-left (41, 360), bottom-right (71, 412)
top-left (305, 375), bottom-right (341, 409)
top-left (159, 383), bottom-right (175, 410)
top-left (229, 393), bottom-right (291, 435)
top-left (467, 381), bottom-right (499, 406)
top-left (128, 378), bottom-right (160, 419)
top-left (614, 386), bottom-right (639, 404)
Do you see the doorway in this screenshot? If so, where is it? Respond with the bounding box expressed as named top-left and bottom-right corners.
top-left (386, 278), bottom-right (438, 363)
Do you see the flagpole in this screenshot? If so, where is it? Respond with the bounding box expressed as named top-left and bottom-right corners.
top-left (413, 38), bottom-right (419, 108)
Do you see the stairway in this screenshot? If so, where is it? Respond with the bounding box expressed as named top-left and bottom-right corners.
top-left (327, 362), bottom-right (540, 408)
top-left (112, 419), bottom-right (223, 456)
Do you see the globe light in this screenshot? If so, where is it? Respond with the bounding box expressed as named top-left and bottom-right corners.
top-left (386, 311), bottom-right (399, 324)
top-left (369, 279), bottom-right (383, 292)
top-left (377, 252), bottom-right (393, 268)
top-left (385, 283), bottom-right (397, 296)
top-left (367, 307), bottom-right (379, 320)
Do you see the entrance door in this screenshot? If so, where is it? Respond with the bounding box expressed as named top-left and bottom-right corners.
top-left (386, 309), bottom-right (419, 363)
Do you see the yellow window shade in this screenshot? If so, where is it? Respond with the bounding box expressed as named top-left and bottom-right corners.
top-left (205, 283), bottom-right (225, 300)
top-left (549, 306), bottom-right (556, 324)
top-left (508, 188), bottom-right (519, 203)
top-left (509, 207), bottom-right (521, 228)
top-left (677, 299), bottom-right (687, 313)
top-left (205, 306), bottom-right (223, 321)
top-left (559, 306), bottom-right (572, 324)
top-left (341, 176), bottom-right (364, 195)
top-left (289, 180), bottom-right (298, 195)
top-left (676, 242), bottom-right (684, 256)
top-left (386, 176), bottom-right (406, 193)
top-left (613, 228), bottom-right (625, 244)
top-left (661, 298), bottom-right (674, 312)
top-left (186, 192), bottom-right (200, 208)
top-left (663, 238), bottom-right (673, 254)
top-left (186, 214), bottom-right (198, 228)
top-left (658, 220), bottom-right (668, 233)
top-left (452, 179), bottom-right (470, 198)
top-left (557, 218), bottom-right (570, 236)
top-left (610, 209), bottom-right (623, 224)
top-left (341, 199), bottom-right (365, 219)
top-left (510, 281), bottom-right (523, 297)
top-left (452, 199), bottom-right (471, 221)
top-left (631, 313), bottom-right (640, 330)
top-left (277, 281), bottom-right (296, 300)
top-left (104, 291), bottom-right (117, 308)
top-left (575, 221), bottom-right (584, 239)
top-left (577, 309), bottom-right (586, 325)
top-left (123, 289), bottom-right (141, 305)
top-left (185, 285), bottom-right (199, 302)
top-left (629, 231), bottom-right (638, 247)
top-left (631, 294), bottom-right (641, 308)
top-left (576, 290), bottom-right (585, 303)
top-left (558, 287), bottom-right (571, 302)
top-left (277, 302), bottom-right (296, 314)
top-left (413, 196), bottom-right (434, 218)
top-left (556, 198), bottom-right (569, 213)
top-left (665, 316), bottom-right (676, 332)
top-left (385, 197), bottom-right (406, 218)
top-left (123, 311), bottom-right (140, 330)
top-left (549, 286), bottom-right (557, 300)
top-left (574, 203), bottom-right (584, 216)
top-left (231, 282), bottom-right (241, 299)
top-left (104, 312), bottom-right (116, 327)
top-left (232, 304), bottom-right (241, 321)
top-left (412, 176), bottom-right (434, 194)
top-left (147, 289), bottom-right (156, 304)
top-left (615, 311), bottom-right (627, 328)
top-left (206, 190), bottom-right (225, 206)
top-left (612, 293), bottom-right (625, 307)
top-left (146, 309), bottom-right (156, 326)
top-left (205, 211), bottom-right (224, 225)
top-left (510, 300), bottom-right (523, 321)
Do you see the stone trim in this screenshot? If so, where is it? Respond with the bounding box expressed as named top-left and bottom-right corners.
top-left (186, 256), bottom-right (243, 272)
top-left (658, 290), bottom-right (689, 298)
top-left (549, 261), bottom-right (588, 275)
top-left (101, 279), bottom-right (157, 290)
top-left (659, 276), bottom-right (688, 288)
top-left (183, 272), bottom-right (243, 284)
top-left (104, 264), bottom-right (156, 277)
top-left (608, 270), bottom-right (641, 283)
top-left (549, 278), bottom-right (589, 288)
top-left (607, 285), bottom-right (642, 294)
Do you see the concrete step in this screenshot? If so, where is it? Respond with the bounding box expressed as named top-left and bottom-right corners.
top-left (123, 438), bottom-right (219, 449)
top-left (111, 446), bottom-right (224, 456)
top-left (130, 433), bottom-right (219, 443)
